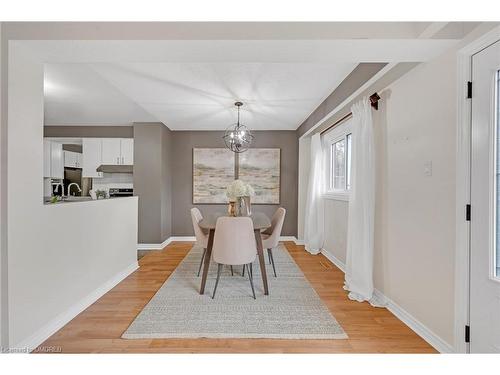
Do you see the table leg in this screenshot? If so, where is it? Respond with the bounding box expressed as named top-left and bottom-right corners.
top-left (199, 228), bottom-right (215, 295)
top-left (254, 229), bottom-right (269, 295)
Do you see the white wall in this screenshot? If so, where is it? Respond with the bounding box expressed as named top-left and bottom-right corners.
top-left (317, 49), bottom-right (457, 346)
top-left (302, 24), bottom-right (500, 351)
top-left (7, 42), bottom-right (138, 349)
top-left (0, 21), bottom-right (5, 349)
top-left (372, 48), bottom-right (458, 346)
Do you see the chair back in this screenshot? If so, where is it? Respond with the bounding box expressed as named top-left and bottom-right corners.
top-left (264, 207), bottom-right (286, 248)
top-left (190, 208), bottom-right (207, 245)
top-left (212, 217), bottom-right (257, 265)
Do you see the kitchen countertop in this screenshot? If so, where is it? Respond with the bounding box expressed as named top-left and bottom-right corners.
top-left (44, 195), bottom-right (136, 205)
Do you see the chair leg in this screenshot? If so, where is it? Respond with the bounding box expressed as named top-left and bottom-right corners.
top-left (268, 248), bottom-right (277, 277)
top-left (246, 264), bottom-right (256, 299)
top-left (249, 262), bottom-right (253, 278)
top-left (242, 265), bottom-right (245, 277)
top-left (230, 265), bottom-right (234, 276)
top-left (197, 248), bottom-right (207, 277)
top-left (212, 263), bottom-right (222, 299)
top-left (268, 249), bottom-right (272, 265)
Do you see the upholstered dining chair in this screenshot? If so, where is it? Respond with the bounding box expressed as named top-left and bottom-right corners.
top-left (211, 217), bottom-right (257, 299)
top-left (261, 207), bottom-right (286, 277)
top-left (190, 208), bottom-right (209, 277)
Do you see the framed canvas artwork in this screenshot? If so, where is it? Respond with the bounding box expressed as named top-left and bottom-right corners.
top-left (238, 148), bottom-right (280, 204)
top-left (192, 148), bottom-right (236, 204)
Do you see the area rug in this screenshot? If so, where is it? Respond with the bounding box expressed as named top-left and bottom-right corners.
top-left (122, 244), bottom-right (347, 339)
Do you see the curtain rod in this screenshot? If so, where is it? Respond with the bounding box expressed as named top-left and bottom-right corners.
top-left (319, 92), bottom-right (380, 136)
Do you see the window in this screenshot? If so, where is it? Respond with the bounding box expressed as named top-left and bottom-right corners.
top-left (322, 119), bottom-right (352, 200)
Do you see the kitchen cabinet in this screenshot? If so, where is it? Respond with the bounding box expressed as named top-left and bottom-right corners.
top-left (82, 138), bottom-right (103, 178)
top-left (121, 138), bottom-right (134, 165)
top-left (101, 138), bottom-right (134, 165)
top-left (43, 140), bottom-right (51, 177)
top-left (101, 138), bottom-right (122, 165)
top-left (64, 150), bottom-right (82, 168)
top-left (44, 141), bottom-right (64, 179)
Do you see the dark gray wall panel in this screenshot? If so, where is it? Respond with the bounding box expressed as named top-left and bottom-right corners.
top-left (171, 131), bottom-right (298, 236)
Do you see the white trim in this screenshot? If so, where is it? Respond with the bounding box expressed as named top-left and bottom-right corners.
top-left (138, 236), bottom-right (299, 250)
top-left (320, 248), bottom-right (453, 353)
top-left (454, 25), bottom-right (500, 354)
top-left (374, 290), bottom-right (454, 354)
top-left (279, 236), bottom-right (297, 242)
top-left (169, 236), bottom-right (196, 242)
top-left (13, 262), bottom-right (138, 352)
top-left (321, 248), bottom-right (346, 273)
top-left (300, 62), bottom-right (397, 140)
top-left (137, 237), bottom-right (173, 250)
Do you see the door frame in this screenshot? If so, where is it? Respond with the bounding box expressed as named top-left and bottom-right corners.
top-left (455, 25), bottom-right (500, 354)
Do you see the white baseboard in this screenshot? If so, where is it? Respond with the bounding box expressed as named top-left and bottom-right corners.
top-left (137, 237), bottom-right (172, 250)
top-left (294, 239), bottom-right (305, 245)
top-left (138, 236), bottom-right (299, 250)
top-left (13, 262), bottom-right (139, 352)
top-left (320, 248), bottom-right (346, 273)
top-left (170, 236), bottom-right (196, 242)
top-left (279, 236), bottom-right (298, 242)
top-left (374, 290), bottom-right (454, 353)
top-left (320, 248), bottom-right (453, 353)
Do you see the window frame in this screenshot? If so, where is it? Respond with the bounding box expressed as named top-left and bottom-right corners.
top-left (322, 118), bottom-right (353, 201)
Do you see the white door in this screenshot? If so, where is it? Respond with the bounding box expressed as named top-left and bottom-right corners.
top-left (121, 138), bottom-right (134, 165)
top-left (82, 138), bottom-right (103, 178)
top-left (101, 138), bottom-right (121, 165)
top-left (470, 39), bottom-right (500, 353)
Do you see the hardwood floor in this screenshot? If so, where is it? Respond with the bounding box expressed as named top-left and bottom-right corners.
top-left (36, 241), bottom-right (436, 353)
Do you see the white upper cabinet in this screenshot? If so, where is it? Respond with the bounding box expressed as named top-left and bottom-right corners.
top-left (82, 138), bottom-right (103, 178)
top-left (49, 142), bottom-right (64, 179)
top-left (101, 138), bottom-right (134, 165)
top-left (121, 138), bottom-right (134, 165)
top-left (43, 140), bottom-right (52, 177)
top-left (101, 138), bottom-right (122, 165)
top-left (64, 150), bottom-right (82, 169)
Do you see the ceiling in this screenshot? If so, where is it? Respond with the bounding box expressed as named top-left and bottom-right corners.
top-left (44, 62), bottom-right (356, 130)
top-left (38, 22), bottom-right (473, 130)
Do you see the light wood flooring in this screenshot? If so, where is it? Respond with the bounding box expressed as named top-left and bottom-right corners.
top-left (36, 241), bottom-right (436, 353)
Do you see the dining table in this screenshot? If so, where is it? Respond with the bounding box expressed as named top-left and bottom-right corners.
top-left (198, 212), bottom-right (272, 296)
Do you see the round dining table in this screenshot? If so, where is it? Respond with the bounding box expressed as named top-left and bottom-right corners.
top-left (198, 212), bottom-right (272, 296)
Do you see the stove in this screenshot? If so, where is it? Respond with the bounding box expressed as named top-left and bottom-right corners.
top-left (108, 188), bottom-right (134, 197)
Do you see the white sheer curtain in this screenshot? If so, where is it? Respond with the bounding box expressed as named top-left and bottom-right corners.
top-left (344, 99), bottom-right (383, 306)
top-left (303, 133), bottom-right (324, 254)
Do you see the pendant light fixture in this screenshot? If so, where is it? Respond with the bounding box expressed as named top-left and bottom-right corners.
top-left (223, 101), bottom-right (254, 153)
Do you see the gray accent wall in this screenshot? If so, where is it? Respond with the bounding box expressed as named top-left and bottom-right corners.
top-left (171, 131), bottom-right (298, 236)
top-left (133, 123), bottom-right (172, 244)
top-left (297, 63), bottom-right (387, 137)
top-left (44, 125), bottom-right (133, 138)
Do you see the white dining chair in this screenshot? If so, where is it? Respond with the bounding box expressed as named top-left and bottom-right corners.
top-left (261, 207), bottom-right (286, 277)
top-left (211, 217), bottom-right (257, 299)
top-left (190, 208), bottom-right (209, 277)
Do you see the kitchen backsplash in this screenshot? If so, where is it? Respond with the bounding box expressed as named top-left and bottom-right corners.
top-left (92, 172), bottom-right (133, 191)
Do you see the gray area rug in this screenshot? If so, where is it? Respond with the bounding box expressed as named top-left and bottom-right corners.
top-left (122, 244), bottom-right (347, 339)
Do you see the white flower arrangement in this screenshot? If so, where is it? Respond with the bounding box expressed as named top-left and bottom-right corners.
top-left (226, 179), bottom-right (255, 201)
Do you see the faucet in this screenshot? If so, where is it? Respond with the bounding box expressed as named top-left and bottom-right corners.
top-left (67, 183), bottom-right (82, 197)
